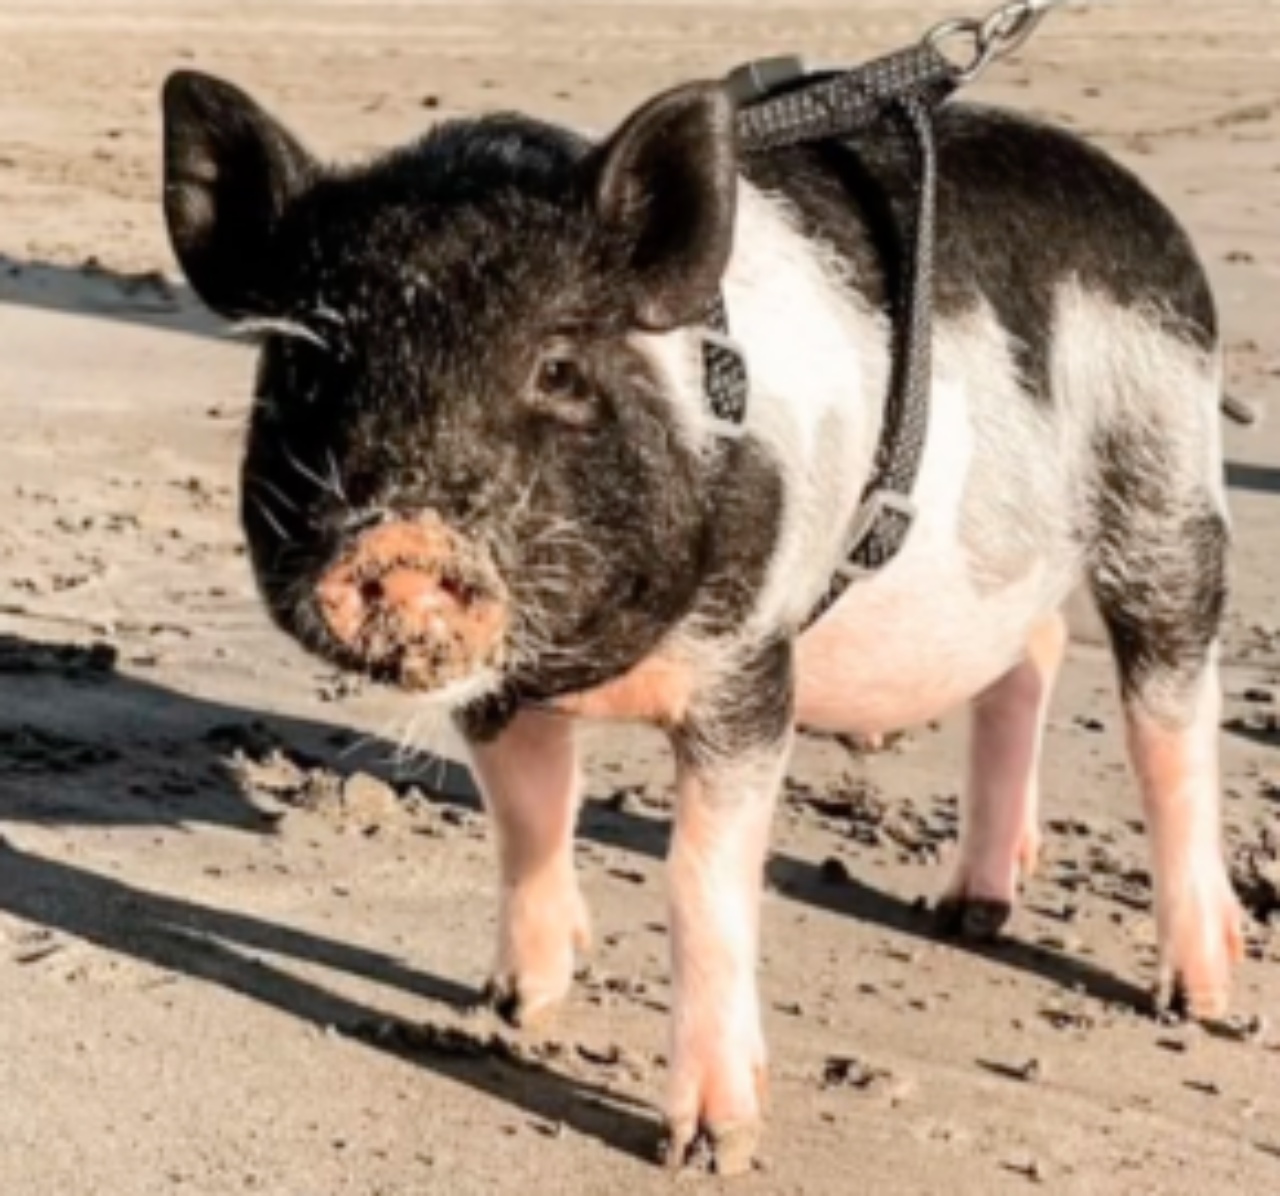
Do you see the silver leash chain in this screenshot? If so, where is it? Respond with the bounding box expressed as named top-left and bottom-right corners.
top-left (926, 0), bottom-right (1077, 84)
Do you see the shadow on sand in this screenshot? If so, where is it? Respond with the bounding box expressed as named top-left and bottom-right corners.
top-left (0, 627), bottom-right (1155, 1159)
top-left (1226, 460), bottom-right (1280, 496)
top-left (0, 254), bottom-right (220, 340)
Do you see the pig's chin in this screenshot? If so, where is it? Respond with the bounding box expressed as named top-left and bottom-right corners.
top-left (389, 663), bottom-right (509, 712)
top-left (320, 632), bottom-right (509, 709)
top-left (368, 651), bottom-right (507, 706)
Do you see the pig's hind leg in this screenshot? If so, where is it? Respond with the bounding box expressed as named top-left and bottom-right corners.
top-left (937, 612), bottom-right (1066, 940)
top-left (1089, 419), bottom-right (1243, 1018)
top-left (465, 709), bottom-right (590, 1027)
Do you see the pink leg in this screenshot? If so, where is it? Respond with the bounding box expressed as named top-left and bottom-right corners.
top-left (664, 746), bottom-right (787, 1177)
top-left (465, 709), bottom-right (589, 1027)
top-left (1126, 656), bottom-right (1243, 1017)
top-left (938, 612), bottom-right (1066, 939)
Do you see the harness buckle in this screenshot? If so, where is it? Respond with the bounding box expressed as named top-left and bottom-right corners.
top-left (833, 489), bottom-right (917, 581)
top-left (725, 56), bottom-right (811, 106)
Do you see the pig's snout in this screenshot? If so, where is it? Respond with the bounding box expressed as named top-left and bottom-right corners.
top-left (316, 517), bottom-right (508, 691)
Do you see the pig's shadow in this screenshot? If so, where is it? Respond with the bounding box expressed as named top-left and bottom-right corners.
top-left (0, 631), bottom-right (658, 1159)
top-left (0, 255), bottom-right (221, 341)
top-left (1, 630), bottom-right (1149, 1162)
top-left (1226, 460), bottom-right (1280, 496)
top-left (0, 842), bottom-right (657, 1157)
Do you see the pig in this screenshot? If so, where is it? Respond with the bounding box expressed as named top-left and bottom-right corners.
top-left (161, 68), bottom-right (1244, 1173)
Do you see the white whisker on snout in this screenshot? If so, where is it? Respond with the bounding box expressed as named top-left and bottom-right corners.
top-left (324, 449), bottom-right (350, 505)
top-left (247, 490), bottom-right (290, 542)
top-left (245, 473), bottom-right (302, 515)
top-left (408, 668), bottom-right (506, 716)
top-left (281, 445), bottom-right (347, 508)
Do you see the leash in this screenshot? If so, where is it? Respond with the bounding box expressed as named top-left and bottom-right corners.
top-left (703, 0), bottom-right (1074, 622)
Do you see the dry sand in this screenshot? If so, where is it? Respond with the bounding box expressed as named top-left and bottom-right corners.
top-left (2, 2), bottom-right (1280, 1193)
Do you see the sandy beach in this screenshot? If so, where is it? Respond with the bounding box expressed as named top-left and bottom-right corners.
top-left (2, 3), bottom-right (1280, 1193)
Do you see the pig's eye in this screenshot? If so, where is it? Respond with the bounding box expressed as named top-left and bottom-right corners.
top-left (533, 351), bottom-right (592, 405)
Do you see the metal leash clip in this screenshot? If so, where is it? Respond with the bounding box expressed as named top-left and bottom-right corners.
top-left (926, 0), bottom-right (1071, 84)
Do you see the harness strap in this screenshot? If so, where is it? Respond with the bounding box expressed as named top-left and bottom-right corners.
top-left (733, 44), bottom-right (957, 150)
top-left (706, 44), bottom-right (958, 625)
top-left (702, 294), bottom-right (749, 427)
top-left (809, 91), bottom-right (942, 620)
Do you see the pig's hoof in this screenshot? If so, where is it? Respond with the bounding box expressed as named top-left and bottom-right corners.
top-left (1156, 881), bottom-right (1245, 1021)
top-left (934, 895), bottom-right (1011, 943)
top-left (662, 1117), bottom-right (762, 1177)
top-left (482, 974), bottom-right (568, 1030)
top-left (664, 1046), bottom-right (767, 1176)
top-left (488, 882), bottom-right (591, 1029)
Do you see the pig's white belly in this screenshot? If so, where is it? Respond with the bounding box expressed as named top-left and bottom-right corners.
top-left (794, 546), bottom-right (1071, 735)
top-left (785, 348), bottom-right (1082, 735)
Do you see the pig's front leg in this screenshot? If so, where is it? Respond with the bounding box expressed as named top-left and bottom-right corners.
top-left (664, 641), bottom-right (793, 1176)
top-left (465, 709), bottom-right (590, 1027)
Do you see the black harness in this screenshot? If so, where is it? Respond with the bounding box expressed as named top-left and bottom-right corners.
top-left (705, 44), bottom-right (960, 625)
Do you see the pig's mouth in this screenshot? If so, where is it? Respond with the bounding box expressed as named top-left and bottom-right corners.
top-left (312, 517), bottom-right (511, 696)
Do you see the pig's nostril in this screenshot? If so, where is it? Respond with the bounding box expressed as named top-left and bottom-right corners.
top-left (359, 578), bottom-right (386, 608)
top-left (437, 573), bottom-right (470, 606)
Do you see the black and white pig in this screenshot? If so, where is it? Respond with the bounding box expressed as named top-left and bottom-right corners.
top-left (161, 69), bottom-right (1243, 1172)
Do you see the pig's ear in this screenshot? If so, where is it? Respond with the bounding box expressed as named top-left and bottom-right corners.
top-left (162, 70), bottom-right (317, 318)
top-left (589, 82), bottom-right (737, 331)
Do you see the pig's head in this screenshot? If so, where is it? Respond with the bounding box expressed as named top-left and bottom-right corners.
top-left (161, 70), bottom-right (743, 712)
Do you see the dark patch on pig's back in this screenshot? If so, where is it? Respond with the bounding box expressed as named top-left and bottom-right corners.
top-left (741, 102), bottom-right (1217, 402)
